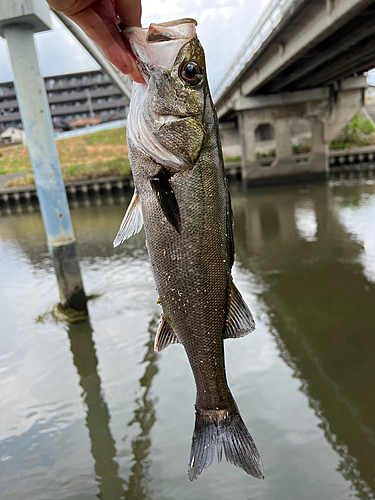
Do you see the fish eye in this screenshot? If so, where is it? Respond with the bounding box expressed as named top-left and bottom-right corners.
top-left (180, 61), bottom-right (203, 86)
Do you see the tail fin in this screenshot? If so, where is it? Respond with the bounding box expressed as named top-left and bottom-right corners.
top-left (188, 407), bottom-right (264, 481)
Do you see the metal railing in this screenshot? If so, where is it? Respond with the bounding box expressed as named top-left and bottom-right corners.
top-left (213, 0), bottom-right (296, 103)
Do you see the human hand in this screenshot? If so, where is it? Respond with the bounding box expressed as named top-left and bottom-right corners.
top-left (46, 0), bottom-right (144, 83)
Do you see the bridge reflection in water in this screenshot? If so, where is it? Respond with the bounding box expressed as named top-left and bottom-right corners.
top-left (67, 317), bottom-right (158, 500)
top-left (232, 181), bottom-right (375, 498)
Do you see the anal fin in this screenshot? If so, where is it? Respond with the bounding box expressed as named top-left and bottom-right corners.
top-left (113, 190), bottom-right (143, 247)
top-left (154, 315), bottom-right (180, 352)
top-left (224, 278), bottom-right (255, 339)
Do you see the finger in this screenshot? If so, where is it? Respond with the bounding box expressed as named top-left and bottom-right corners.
top-left (70, 8), bottom-right (134, 74)
top-left (47, 0), bottom-right (95, 17)
top-left (90, 2), bottom-right (144, 81)
top-left (116, 0), bottom-right (141, 27)
top-left (129, 59), bottom-right (145, 83)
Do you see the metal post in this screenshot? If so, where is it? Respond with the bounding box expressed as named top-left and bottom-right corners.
top-left (3, 23), bottom-right (87, 313)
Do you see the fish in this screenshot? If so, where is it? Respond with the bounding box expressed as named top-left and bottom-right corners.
top-left (114, 18), bottom-right (264, 481)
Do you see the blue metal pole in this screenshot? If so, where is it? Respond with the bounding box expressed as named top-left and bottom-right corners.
top-left (4, 23), bottom-right (87, 313)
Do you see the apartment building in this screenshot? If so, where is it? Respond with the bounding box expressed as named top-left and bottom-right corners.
top-left (0, 69), bottom-right (129, 132)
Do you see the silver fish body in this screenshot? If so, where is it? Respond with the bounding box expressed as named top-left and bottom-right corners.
top-left (114, 19), bottom-right (264, 481)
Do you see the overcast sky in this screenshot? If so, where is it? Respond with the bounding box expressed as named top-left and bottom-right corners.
top-left (0, 0), bottom-right (374, 92)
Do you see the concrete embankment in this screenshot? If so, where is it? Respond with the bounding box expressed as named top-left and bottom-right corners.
top-left (0, 176), bottom-right (133, 207)
top-left (1, 146), bottom-right (375, 208)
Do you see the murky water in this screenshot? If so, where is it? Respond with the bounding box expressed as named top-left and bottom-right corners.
top-left (1, 179), bottom-right (375, 500)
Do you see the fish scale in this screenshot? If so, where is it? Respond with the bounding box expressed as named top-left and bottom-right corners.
top-left (114, 18), bottom-right (264, 481)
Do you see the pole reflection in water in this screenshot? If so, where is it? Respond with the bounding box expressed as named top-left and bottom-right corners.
top-left (126, 318), bottom-right (158, 499)
top-left (67, 320), bottom-right (125, 500)
top-left (67, 317), bottom-right (158, 500)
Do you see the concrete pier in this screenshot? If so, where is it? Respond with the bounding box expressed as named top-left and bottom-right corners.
top-left (220, 78), bottom-right (367, 185)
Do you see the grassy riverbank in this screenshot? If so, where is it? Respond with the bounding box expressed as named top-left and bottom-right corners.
top-left (0, 127), bottom-right (130, 187)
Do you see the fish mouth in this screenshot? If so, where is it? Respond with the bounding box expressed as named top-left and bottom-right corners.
top-left (123, 19), bottom-right (197, 79)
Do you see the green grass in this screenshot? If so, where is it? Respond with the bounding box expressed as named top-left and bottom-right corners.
top-left (292, 139), bottom-right (311, 154)
top-left (6, 174), bottom-right (35, 187)
top-left (1, 126), bottom-right (129, 186)
top-left (4, 158), bottom-right (31, 170)
top-left (85, 127), bottom-right (126, 146)
top-left (330, 114), bottom-right (375, 150)
top-left (63, 157), bottom-right (131, 181)
top-left (256, 149), bottom-right (276, 158)
top-left (5, 157), bottom-right (131, 187)
top-left (223, 154), bottom-right (241, 163)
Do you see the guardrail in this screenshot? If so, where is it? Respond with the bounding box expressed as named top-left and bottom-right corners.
top-left (213, 0), bottom-right (296, 103)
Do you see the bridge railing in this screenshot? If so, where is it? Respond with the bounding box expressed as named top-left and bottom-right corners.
top-left (213, 0), bottom-right (295, 103)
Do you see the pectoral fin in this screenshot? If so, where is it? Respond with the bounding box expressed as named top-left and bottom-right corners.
top-left (150, 167), bottom-right (181, 233)
top-left (154, 315), bottom-right (180, 352)
top-left (113, 190), bottom-right (144, 247)
top-left (224, 278), bottom-right (255, 339)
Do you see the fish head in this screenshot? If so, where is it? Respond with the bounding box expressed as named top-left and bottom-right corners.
top-left (124, 20), bottom-right (208, 171)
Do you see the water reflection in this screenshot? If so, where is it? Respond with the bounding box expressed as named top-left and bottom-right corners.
top-left (126, 318), bottom-right (158, 500)
top-left (232, 182), bottom-right (375, 498)
top-left (294, 199), bottom-right (318, 242)
top-left (67, 320), bottom-right (125, 499)
top-left (2, 184), bottom-right (375, 498)
top-left (67, 318), bottom-right (158, 500)
top-left (259, 204), bottom-right (280, 241)
top-left (0, 195), bottom-right (136, 269)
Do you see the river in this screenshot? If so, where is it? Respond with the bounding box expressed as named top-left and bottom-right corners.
top-left (0, 178), bottom-right (374, 500)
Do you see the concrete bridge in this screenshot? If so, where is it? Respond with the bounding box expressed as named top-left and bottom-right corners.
top-left (215, 0), bottom-right (375, 184)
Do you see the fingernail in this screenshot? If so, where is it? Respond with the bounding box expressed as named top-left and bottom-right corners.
top-left (130, 61), bottom-right (145, 84)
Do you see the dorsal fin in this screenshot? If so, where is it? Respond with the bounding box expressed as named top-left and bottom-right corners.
top-left (154, 315), bottom-right (180, 352)
top-left (224, 278), bottom-right (255, 339)
top-left (113, 190), bottom-right (143, 247)
top-left (150, 167), bottom-right (181, 233)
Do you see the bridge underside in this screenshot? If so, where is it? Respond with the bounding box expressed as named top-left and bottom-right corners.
top-left (261, 1), bottom-right (375, 95)
top-left (216, 0), bottom-right (375, 121)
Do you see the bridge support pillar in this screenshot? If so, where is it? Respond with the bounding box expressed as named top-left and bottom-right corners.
top-left (311, 118), bottom-right (326, 153)
top-left (321, 88), bottom-right (365, 142)
top-left (235, 107), bottom-right (330, 185)
top-left (275, 118), bottom-right (292, 158)
top-left (309, 118), bottom-right (329, 174)
top-left (220, 78), bottom-right (367, 185)
top-left (238, 111), bottom-right (257, 181)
